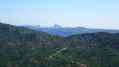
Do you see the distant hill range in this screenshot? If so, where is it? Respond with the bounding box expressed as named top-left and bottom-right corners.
top-left (19, 24), bottom-right (119, 36)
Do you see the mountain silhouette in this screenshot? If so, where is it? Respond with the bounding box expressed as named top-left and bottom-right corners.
top-left (53, 24), bottom-right (63, 28)
top-left (20, 25), bottom-right (119, 36)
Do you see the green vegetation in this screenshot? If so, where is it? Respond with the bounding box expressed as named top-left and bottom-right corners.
top-left (0, 22), bottom-right (119, 67)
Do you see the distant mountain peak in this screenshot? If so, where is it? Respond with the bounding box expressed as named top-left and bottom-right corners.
top-left (53, 24), bottom-right (62, 28)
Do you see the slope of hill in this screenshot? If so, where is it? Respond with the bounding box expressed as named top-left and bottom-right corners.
top-left (0, 22), bottom-right (119, 67)
top-left (19, 25), bottom-right (119, 37)
top-left (64, 32), bottom-right (119, 67)
top-left (0, 23), bottom-right (65, 67)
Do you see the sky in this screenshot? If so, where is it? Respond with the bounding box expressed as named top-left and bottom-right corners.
top-left (0, 0), bottom-right (119, 29)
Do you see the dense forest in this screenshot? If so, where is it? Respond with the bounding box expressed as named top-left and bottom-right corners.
top-left (0, 22), bottom-right (119, 67)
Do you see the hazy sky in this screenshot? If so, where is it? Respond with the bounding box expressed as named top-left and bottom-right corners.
top-left (0, 0), bottom-right (119, 29)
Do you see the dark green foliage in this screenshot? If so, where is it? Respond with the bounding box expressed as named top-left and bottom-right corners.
top-left (64, 32), bottom-right (119, 67)
top-left (0, 22), bottom-right (119, 67)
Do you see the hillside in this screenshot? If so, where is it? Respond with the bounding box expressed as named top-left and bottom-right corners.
top-left (0, 23), bottom-right (119, 67)
top-left (0, 23), bottom-right (65, 67)
top-left (64, 33), bottom-right (119, 67)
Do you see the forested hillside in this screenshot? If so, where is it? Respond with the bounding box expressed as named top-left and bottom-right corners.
top-left (64, 33), bottom-right (119, 67)
top-left (0, 22), bottom-right (65, 67)
top-left (0, 23), bottom-right (119, 67)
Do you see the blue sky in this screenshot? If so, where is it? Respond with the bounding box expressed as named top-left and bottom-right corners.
top-left (0, 0), bottom-right (119, 29)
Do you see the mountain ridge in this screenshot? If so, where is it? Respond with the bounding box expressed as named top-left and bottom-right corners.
top-left (19, 25), bottom-right (119, 37)
top-left (53, 24), bottom-right (63, 28)
top-left (0, 22), bottom-right (119, 67)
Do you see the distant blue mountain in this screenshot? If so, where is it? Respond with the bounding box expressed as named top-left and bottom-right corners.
top-left (19, 24), bottom-right (119, 37)
top-left (19, 24), bottom-right (63, 29)
top-left (53, 24), bottom-right (63, 28)
top-left (19, 25), bottom-right (41, 28)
